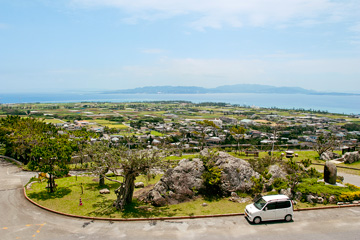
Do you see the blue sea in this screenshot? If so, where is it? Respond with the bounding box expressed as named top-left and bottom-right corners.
top-left (0, 92), bottom-right (359, 115)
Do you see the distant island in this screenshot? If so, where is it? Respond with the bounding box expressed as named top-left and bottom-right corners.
top-left (104, 84), bottom-right (359, 96)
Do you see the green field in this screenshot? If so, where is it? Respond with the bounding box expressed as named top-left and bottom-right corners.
top-left (93, 119), bottom-right (129, 129)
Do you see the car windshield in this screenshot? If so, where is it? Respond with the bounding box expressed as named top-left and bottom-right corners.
top-left (254, 198), bottom-right (267, 210)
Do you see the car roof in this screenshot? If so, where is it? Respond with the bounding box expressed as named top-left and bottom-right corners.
top-left (262, 194), bottom-right (290, 202)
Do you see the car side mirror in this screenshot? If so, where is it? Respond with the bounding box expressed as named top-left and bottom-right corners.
top-left (264, 207), bottom-right (267, 211)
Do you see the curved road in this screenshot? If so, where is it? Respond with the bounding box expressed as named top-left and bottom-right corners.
top-left (1, 159), bottom-right (360, 240)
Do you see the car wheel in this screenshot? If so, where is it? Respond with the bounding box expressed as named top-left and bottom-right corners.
top-left (285, 214), bottom-right (292, 222)
top-left (253, 217), bottom-right (261, 224)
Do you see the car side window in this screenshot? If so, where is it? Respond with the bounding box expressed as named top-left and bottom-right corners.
top-left (266, 202), bottom-right (277, 210)
top-left (276, 201), bottom-right (291, 209)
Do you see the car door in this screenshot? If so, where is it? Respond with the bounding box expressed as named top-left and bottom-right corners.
top-left (262, 202), bottom-right (277, 221)
top-left (275, 201), bottom-right (291, 220)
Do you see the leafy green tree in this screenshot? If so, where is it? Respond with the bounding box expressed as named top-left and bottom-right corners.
top-left (0, 116), bottom-right (57, 163)
top-left (29, 137), bottom-right (73, 192)
top-left (107, 148), bottom-right (168, 210)
top-left (199, 149), bottom-right (223, 197)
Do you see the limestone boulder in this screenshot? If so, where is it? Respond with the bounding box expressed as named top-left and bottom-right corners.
top-left (320, 151), bottom-right (340, 161)
top-left (144, 158), bottom-right (205, 206)
top-left (324, 161), bottom-right (337, 184)
top-left (214, 151), bottom-right (259, 193)
top-left (280, 188), bottom-right (293, 199)
top-left (343, 151), bottom-right (360, 164)
top-left (142, 150), bottom-right (259, 206)
top-left (329, 195), bottom-right (337, 204)
top-left (264, 164), bottom-right (287, 190)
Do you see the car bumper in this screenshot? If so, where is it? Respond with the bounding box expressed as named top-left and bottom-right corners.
top-left (244, 210), bottom-right (254, 222)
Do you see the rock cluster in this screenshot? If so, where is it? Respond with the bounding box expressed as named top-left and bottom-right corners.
top-left (142, 150), bottom-right (259, 206)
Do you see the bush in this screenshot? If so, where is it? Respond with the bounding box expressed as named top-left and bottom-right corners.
top-left (272, 178), bottom-right (288, 192)
top-left (338, 191), bottom-right (360, 202)
top-left (296, 178), bottom-right (358, 202)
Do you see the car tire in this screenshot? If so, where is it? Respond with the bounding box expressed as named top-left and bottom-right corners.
top-left (285, 214), bottom-right (292, 222)
top-left (253, 217), bottom-right (261, 224)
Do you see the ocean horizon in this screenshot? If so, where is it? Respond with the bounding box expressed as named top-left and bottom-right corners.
top-left (0, 92), bottom-right (359, 115)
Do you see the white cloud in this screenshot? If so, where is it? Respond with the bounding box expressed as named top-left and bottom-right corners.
top-left (69, 0), bottom-right (350, 29)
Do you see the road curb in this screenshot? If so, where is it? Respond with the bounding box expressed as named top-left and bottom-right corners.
top-left (23, 187), bottom-right (360, 222)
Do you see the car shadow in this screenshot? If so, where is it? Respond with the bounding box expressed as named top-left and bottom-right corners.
top-left (245, 217), bottom-right (294, 225)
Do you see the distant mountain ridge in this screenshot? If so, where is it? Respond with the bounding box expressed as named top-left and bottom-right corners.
top-left (104, 84), bottom-right (358, 96)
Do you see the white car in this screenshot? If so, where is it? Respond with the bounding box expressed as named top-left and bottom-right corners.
top-left (245, 194), bottom-right (294, 224)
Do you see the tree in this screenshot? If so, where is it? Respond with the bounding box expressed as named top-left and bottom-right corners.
top-left (0, 116), bottom-right (58, 163)
top-left (192, 120), bottom-right (219, 150)
top-left (285, 158), bottom-right (313, 193)
top-left (230, 126), bottom-right (246, 154)
top-left (313, 133), bottom-right (337, 157)
top-left (29, 137), bottom-right (73, 192)
top-left (80, 141), bottom-right (117, 186)
top-left (199, 149), bottom-right (222, 197)
top-left (107, 148), bottom-right (168, 210)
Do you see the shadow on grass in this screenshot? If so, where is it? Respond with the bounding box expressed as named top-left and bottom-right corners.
top-left (27, 187), bottom-right (72, 200)
top-left (89, 198), bottom-right (176, 219)
top-left (85, 182), bottom-right (120, 192)
top-left (122, 200), bottom-right (176, 219)
top-left (88, 195), bottom-right (117, 217)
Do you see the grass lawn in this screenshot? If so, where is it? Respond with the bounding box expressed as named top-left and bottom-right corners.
top-left (26, 175), bottom-right (251, 219)
top-left (43, 118), bottom-right (64, 124)
top-left (93, 119), bottom-right (129, 129)
top-left (150, 130), bottom-right (164, 137)
top-left (25, 174), bottom-right (344, 219)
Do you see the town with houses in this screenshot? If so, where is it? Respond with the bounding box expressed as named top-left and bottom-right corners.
top-left (1, 101), bottom-right (359, 153)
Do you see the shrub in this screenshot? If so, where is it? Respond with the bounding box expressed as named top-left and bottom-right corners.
top-left (338, 191), bottom-right (360, 202)
top-left (272, 178), bottom-right (289, 192)
top-left (250, 176), bottom-right (264, 195)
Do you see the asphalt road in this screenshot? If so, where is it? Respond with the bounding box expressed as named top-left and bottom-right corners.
top-left (1, 159), bottom-right (360, 240)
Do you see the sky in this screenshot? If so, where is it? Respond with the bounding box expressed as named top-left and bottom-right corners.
top-left (0, 0), bottom-right (360, 93)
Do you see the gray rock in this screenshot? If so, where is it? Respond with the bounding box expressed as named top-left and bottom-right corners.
top-left (215, 153), bottom-right (259, 193)
top-left (294, 192), bottom-right (302, 201)
top-left (202, 203), bottom-right (208, 207)
top-left (320, 151), bottom-right (340, 161)
top-left (264, 165), bottom-right (287, 190)
top-left (316, 197), bottom-right (324, 204)
top-left (306, 194), bottom-right (316, 204)
top-left (329, 195), bottom-right (337, 204)
top-left (144, 158), bottom-right (205, 206)
top-left (280, 188), bottom-right (293, 199)
top-left (324, 161), bottom-right (337, 184)
top-left (135, 182), bottom-right (145, 188)
top-left (231, 192), bottom-right (239, 198)
top-left (99, 188), bottom-right (110, 194)
top-left (343, 151), bottom-right (360, 164)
